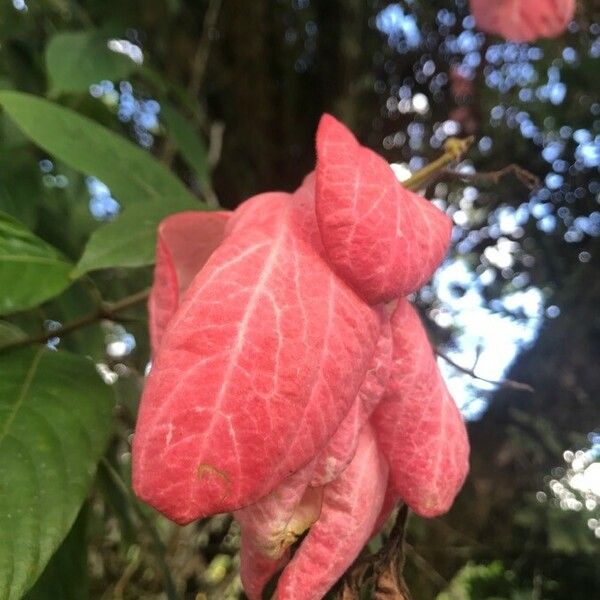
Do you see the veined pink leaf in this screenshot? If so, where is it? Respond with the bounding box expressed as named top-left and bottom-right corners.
top-left (148, 211), bottom-right (230, 352)
top-left (315, 114), bottom-right (452, 304)
top-left (275, 424), bottom-right (388, 600)
top-left (133, 190), bottom-right (381, 523)
top-left (235, 462), bottom-right (322, 600)
top-left (470, 0), bottom-right (574, 42)
top-left (239, 536), bottom-right (290, 600)
top-left (310, 308), bottom-right (392, 486)
top-left (371, 299), bottom-right (469, 517)
top-left (309, 396), bottom-right (364, 488)
top-left (235, 461), bottom-right (320, 560)
top-left (370, 483), bottom-right (401, 537)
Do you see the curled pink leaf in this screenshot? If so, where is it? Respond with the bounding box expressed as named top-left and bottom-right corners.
top-left (275, 424), bottom-right (388, 600)
top-left (315, 114), bottom-right (452, 304)
top-left (133, 190), bottom-right (381, 523)
top-left (236, 461), bottom-right (322, 600)
top-left (371, 299), bottom-right (469, 517)
top-left (148, 211), bottom-right (230, 352)
top-left (310, 309), bottom-right (392, 486)
top-left (239, 536), bottom-right (290, 600)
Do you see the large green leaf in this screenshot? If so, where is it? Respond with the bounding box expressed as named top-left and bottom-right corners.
top-left (46, 31), bottom-right (137, 96)
top-left (0, 91), bottom-right (198, 207)
top-left (0, 347), bottom-right (113, 600)
top-left (73, 201), bottom-right (197, 277)
top-left (161, 102), bottom-right (210, 185)
top-left (0, 211), bottom-right (72, 315)
top-left (23, 507), bottom-right (89, 600)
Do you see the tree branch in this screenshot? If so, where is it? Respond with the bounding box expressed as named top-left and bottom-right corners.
top-left (188, 0), bottom-right (223, 100)
top-left (443, 163), bottom-right (541, 190)
top-left (160, 0), bottom-right (222, 172)
top-left (0, 288), bottom-right (150, 353)
top-left (436, 349), bottom-right (534, 393)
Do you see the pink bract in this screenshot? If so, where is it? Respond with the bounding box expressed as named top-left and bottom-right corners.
top-left (132, 114), bottom-right (470, 599)
top-left (274, 425), bottom-right (388, 600)
top-left (315, 114), bottom-right (452, 304)
top-left (371, 299), bottom-right (469, 517)
top-left (133, 184), bottom-right (381, 523)
top-left (148, 210), bottom-right (230, 351)
top-left (470, 0), bottom-right (575, 42)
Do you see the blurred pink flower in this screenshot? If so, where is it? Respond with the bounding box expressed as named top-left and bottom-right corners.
top-left (470, 0), bottom-right (575, 42)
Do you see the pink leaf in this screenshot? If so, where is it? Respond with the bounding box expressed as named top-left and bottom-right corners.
top-left (309, 396), bottom-right (364, 489)
top-left (470, 0), bottom-right (574, 42)
top-left (311, 308), bottom-right (392, 486)
top-left (315, 114), bottom-right (452, 304)
top-left (371, 299), bottom-right (469, 517)
top-left (239, 536), bottom-right (290, 600)
top-left (148, 211), bottom-right (230, 352)
top-left (133, 188), bottom-right (381, 523)
top-left (275, 424), bottom-right (388, 600)
top-left (370, 483), bottom-right (402, 537)
top-left (236, 461), bottom-right (322, 600)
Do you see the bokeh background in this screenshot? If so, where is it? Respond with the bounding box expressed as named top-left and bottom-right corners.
top-left (1, 0), bottom-right (599, 598)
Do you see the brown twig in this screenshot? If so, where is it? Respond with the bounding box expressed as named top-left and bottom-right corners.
top-left (207, 121), bottom-right (225, 170)
top-left (443, 163), bottom-right (541, 190)
top-left (0, 288), bottom-right (150, 353)
top-left (162, 0), bottom-right (223, 199)
top-left (198, 121), bottom-right (225, 208)
top-left (188, 0), bottom-right (222, 100)
top-left (112, 552), bottom-right (142, 599)
top-left (436, 349), bottom-right (534, 393)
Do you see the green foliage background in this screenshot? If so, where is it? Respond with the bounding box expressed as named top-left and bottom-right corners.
top-left (0, 0), bottom-right (598, 598)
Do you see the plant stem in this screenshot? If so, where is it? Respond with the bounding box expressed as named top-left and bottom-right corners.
top-left (436, 349), bottom-right (534, 392)
top-left (443, 163), bottom-right (541, 189)
top-left (188, 0), bottom-right (223, 100)
top-left (403, 136), bottom-right (475, 191)
top-left (0, 288), bottom-right (150, 353)
top-left (100, 459), bottom-right (180, 600)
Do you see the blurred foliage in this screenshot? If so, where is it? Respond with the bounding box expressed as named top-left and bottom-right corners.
top-left (0, 0), bottom-right (598, 598)
top-left (436, 561), bottom-right (535, 600)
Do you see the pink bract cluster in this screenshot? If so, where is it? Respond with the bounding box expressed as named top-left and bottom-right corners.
top-left (470, 0), bottom-right (575, 42)
top-left (132, 115), bottom-right (469, 600)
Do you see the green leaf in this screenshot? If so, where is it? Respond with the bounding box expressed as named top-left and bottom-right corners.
top-left (0, 321), bottom-right (25, 348)
top-left (73, 201), bottom-right (198, 276)
top-left (0, 347), bottom-right (114, 600)
top-left (0, 211), bottom-right (73, 315)
top-left (161, 102), bottom-right (210, 184)
top-left (0, 91), bottom-right (198, 207)
top-left (46, 30), bottom-right (137, 96)
top-left (23, 507), bottom-right (89, 600)
top-left (0, 150), bottom-right (42, 228)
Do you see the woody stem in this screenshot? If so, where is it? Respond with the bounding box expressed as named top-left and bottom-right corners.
top-left (0, 288), bottom-right (150, 353)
